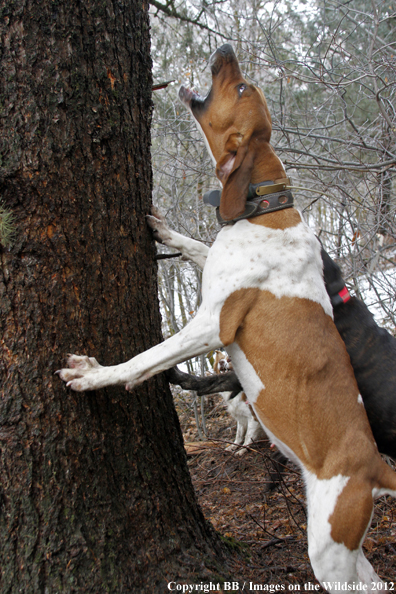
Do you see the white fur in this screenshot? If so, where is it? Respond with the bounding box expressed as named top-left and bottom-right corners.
top-left (225, 343), bottom-right (265, 404)
top-left (304, 471), bottom-right (382, 593)
top-left (221, 390), bottom-right (265, 454)
top-left (203, 219), bottom-right (332, 318)
top-left (147, 211), bottom-right (209, 269)
top-left (58, 207), bottom-right (385, 592)
top-left (149, 211), bottom-right (332, 318)
top-left (59, 211), bottom-right (329, 392)
top-left (250, 407), bottom-right (383, 593)
top-left (372, 485), bottom-right (396, 499)
top-left (213, 350), bottom-right (265, 454)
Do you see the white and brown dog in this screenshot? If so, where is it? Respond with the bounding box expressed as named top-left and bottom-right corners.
top-left (58, 45), bottom-right (396, 591)
top-left (213, 350), bottom-right (265, 454)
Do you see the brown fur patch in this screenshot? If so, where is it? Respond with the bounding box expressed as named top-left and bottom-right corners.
top-left (220, 287), bottom-right (396, 550)
top-left (249, 208), bottom-right (302, 230)
top-left (223, 290), bottom-right (379, 481)
top-left (329, 477), bottom-right (375, 550)
top-left (189, 58), bottom-right (287, 219)
top-left (219, 288), bottom-right (259, 346)
top-left (329, 459), bottom-right (396, 549)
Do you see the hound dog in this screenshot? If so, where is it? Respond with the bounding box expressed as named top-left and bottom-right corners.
top-left (58, 44), bottom-right (396, 591)
top-left (167, 248), bottom-right (396, 459)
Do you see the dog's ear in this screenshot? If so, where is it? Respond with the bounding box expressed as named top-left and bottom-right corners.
top-left (216, 133), bottom-right (255, 221)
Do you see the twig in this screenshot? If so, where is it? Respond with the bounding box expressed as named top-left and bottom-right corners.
top-left (247, 512), bottom-right (279, 540)
top-left (155, 252), bottom-right (182, 260)
top-left (152, 80), bottom-right (175, 91)
top-left (261, 536), bottom-right (295, 550)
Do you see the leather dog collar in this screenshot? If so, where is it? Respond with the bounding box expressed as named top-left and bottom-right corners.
top-left (248, 177), bottom-right (291, 199)
top-left (203, 178), bottom-right (294, 226)
top-left (216, 189), bottom-right (294, 226)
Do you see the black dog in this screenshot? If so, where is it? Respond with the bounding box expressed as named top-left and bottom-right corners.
top-left (321, 249), bottom-right (396, 457)
top-left (167, 249), bottom-right (396, 458)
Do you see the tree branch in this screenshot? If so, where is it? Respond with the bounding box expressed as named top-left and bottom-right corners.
top-left (149, 0), bottom-right (231, 39)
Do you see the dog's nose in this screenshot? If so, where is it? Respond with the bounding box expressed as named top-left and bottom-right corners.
top-left (209, 44), bottom-right (235, 65)
top-left (217, 44), bottom-right (235, 56)
top-left (209, 45), bottom-right (239, 75)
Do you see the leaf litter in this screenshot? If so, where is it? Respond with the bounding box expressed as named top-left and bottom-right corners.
top-left (174, 387), bottom-right (396, 590)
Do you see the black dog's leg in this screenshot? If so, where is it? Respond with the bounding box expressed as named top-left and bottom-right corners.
top-left (165, 366), bottom-right (242, 396)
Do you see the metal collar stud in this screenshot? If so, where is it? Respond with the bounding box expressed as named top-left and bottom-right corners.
top-left (203, 177), bottom-right (294, 225)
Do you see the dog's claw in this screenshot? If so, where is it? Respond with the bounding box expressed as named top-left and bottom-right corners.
top-left (146, 209), bottom-right (174, 247)
top-left (56, 353), bottom-right (105, 391)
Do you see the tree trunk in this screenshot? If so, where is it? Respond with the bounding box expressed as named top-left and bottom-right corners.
top-left (0, 1), bottom-right (226, 591)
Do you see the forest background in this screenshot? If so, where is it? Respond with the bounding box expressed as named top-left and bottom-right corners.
top-left (0, 0), bottom-right (394, 589)
top-left (149, 0), bottom-right (396, 381)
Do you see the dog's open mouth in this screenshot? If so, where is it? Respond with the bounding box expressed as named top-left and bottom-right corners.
top-left (179, 86), bottom-right (207, 109)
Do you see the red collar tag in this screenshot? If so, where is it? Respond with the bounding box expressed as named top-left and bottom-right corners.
top-left (338, 286), bottom-right (351, 303)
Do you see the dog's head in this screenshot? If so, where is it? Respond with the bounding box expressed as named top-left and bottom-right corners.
top-left (213, 349), bottom-right (233, 374)
top-left (180, 45), bottom-right (284, 221)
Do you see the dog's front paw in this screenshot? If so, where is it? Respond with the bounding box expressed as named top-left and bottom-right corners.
top-left (235, 447), bottom-right (248, 457)
top-left (56, 354), bottom-right (104, 392)
top-left (146, 208), bottom-right (174, 246)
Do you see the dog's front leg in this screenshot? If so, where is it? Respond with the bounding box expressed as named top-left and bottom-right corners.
top-left (57, 310), bottom-right (223, 392)
top-left (225, 419), bottom-right (247, 452)
top-left (147, 209), bottom-right (209, 269)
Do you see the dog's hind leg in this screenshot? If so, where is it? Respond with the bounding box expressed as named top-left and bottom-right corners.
top-left (305, 472), bottom-right (381, 592)
top-left (57, 309), bottom-right (223, 392)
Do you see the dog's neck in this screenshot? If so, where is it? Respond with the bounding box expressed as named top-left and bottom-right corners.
top-left (249, 142), bottom-right (286, 185)
top-left (244, 143), bottom-right (300, 230)
top-left (249, 207), bottom-right (302, 230)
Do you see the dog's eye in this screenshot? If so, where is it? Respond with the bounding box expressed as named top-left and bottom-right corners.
top-left (238, 84), bottom-right (247, 96)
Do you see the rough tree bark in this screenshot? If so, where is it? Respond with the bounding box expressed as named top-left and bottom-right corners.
top-left (0, 1), bottom-right (227, 591)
